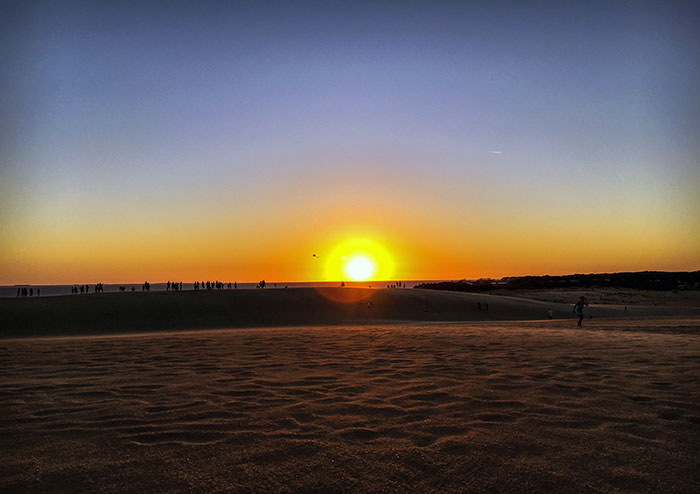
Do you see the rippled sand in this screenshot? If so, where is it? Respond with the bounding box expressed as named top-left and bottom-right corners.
top-left (2, 319), bottom-right (699, 493)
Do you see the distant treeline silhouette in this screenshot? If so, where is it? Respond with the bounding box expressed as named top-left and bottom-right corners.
top-left (414, 271), bottom-right (700, 292)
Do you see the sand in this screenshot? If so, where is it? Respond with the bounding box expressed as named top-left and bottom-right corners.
top-left (491, 287), bottom-right (700, 308)
top-left (2, 287), bottom-right (685, 338)
top-left (2, 317), bottom-right (699, 493)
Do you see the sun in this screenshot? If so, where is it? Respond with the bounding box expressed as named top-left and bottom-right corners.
top-left (323, 238), bottom-right (394, 282)
top-left (343, 255), bottom-right (376, 281)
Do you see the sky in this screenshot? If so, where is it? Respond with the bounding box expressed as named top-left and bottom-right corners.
top-left (1, 0), bottom-right (699, 284)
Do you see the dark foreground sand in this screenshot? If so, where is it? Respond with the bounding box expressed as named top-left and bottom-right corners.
top-left (2, 318), bottom-right (699, 493)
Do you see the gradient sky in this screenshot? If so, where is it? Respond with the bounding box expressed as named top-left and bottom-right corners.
top-left (1, 1), bottom-right (699, 284)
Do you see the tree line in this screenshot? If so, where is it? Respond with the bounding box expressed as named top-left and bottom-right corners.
top-left (414, 270), bottom-right (700, 292)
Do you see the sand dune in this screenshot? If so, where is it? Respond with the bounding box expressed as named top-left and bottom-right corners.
top-left (0, 287), bottom-right (658, 337)
top-left (1, 318), bottom-right (699, 492)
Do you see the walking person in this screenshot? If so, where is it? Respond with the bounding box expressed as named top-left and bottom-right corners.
top-left (573, 296), bottom-right (588, 327)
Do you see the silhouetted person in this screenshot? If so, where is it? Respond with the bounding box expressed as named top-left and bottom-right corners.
top-left (573, 296), bottom-right (588, 326)
top-left (477, 302), bottom-right (481, 310)
top-left (547, 308), bottom-right (553, 319)
top-left (17, 288), bottom-right (20, 297)
top-left (37, 288), bottom-right (40, 296)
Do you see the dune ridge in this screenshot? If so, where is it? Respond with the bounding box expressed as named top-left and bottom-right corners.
top-left (0, 287), bottom-right (676, 338)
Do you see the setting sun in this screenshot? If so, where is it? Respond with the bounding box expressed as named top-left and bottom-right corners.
top-left (324, 238), bottom-right (395, 282)
top-left (343, 255), bottom-right (376, 281)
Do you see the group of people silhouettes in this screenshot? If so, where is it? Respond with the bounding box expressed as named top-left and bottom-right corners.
top-left (386, 281), bottom-right (405, 289)
top-left (71, 283), bottom-right (105, 294)
top-left (16, 287), bottom-right (39, 297)
top-left (194, 281), bottom-right (236, 290)
top-left (167, 281), bottom-right (183, 291)
top-left (63, 280), bottom-right (239, 294)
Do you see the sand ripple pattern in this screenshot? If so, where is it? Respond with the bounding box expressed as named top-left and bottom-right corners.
top-left (1, 318), bottom-right (699, 493)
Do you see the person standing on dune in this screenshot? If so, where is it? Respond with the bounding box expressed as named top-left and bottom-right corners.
top-left (573, 296), bottom-right (588, 326)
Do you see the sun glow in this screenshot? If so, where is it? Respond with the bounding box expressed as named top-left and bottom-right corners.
top-left (324, 238), bottom-right (394, 282)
